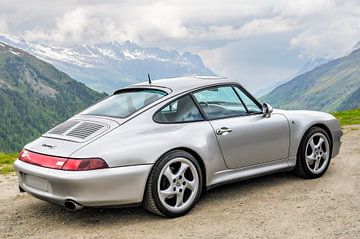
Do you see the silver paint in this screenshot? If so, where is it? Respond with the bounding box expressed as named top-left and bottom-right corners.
top-left (14, 76), bottom-right (342, 208)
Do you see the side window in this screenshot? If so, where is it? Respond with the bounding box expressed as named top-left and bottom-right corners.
top-left (154, 95), bottom-right (204, 123)
top-left (234, 87), bottom-right (262, 114)
top-left (193, 86), bottom-right (247, 120)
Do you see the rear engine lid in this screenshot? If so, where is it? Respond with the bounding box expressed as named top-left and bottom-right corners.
top-left (24, 115), bottom-right (122, 158)
top-left (43, 115), bottom-right (121, 143)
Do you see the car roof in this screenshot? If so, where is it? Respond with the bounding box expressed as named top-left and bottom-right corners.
top-left (131, 76), bottom-right (238, 94)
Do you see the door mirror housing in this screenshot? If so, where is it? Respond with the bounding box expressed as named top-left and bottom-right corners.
top-left (262, 103), bottom-right (273, 118)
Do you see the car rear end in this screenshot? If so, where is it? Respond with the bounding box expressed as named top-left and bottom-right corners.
top-left (13, 115), bottom-right (152, 209)
top-left (14, 153), bottom-right (151, 209)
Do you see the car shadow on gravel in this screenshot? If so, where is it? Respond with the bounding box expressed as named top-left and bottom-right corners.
top-left (203, 171), bottom-right (302, 199)
top-left (10, 171), bottom-right (303, 226)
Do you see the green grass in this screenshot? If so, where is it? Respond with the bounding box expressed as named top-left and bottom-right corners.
top-left (332, 108), bottom-right (360, 126)
top-left (0, 152), bottom-right (18, 175)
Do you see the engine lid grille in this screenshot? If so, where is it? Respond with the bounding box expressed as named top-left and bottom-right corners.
top-left (45, 120), bottom-right (109, 141)
top-left (66, 122), bottom-right (104, 139)
top-left (47, 120), bottom-right (80, 135)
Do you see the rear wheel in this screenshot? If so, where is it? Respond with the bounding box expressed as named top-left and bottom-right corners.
top-left (143, 150), bottom-right (203, 217)
top-left (294, 127), bottom-right (332, 179)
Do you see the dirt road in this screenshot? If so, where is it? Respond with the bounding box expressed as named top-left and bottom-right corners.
top-left (1, 126), bottom-right (359, 239)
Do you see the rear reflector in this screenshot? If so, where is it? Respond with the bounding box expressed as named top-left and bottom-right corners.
top-left (18, 149), bottom-right (108, 171)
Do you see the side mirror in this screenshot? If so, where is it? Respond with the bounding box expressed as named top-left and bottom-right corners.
top-left (262, 103), bottom-right (273, 118)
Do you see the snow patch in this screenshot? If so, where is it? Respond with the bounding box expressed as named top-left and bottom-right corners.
top-left (31, 44), bottom-right (93, 68)
top-left (9, 49), bottom-right (20, 56)
top-left (98, 48), bottom-right (117, 60)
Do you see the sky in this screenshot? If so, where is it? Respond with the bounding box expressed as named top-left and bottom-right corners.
top-left (1, 0), bottom-right (360, 92)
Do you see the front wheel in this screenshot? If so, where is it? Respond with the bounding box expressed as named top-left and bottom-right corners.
top-left (294, 127), bottom-right (332, 179)
top-left (143, 150), bottom-right (203, 217)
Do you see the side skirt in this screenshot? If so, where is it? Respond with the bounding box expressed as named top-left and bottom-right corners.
top-left (207, 158), bottom-right (292, 190)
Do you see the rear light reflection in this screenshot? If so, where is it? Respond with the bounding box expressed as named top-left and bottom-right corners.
top-left (18, 149), bottom-right (108, 171)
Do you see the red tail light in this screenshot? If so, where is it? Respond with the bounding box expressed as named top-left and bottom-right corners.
top-left (62, 158), bottom-right (108, 171)
top-left (18, 149), bottom-right (108, 171)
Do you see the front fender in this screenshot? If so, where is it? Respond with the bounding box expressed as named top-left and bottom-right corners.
top-left (275, 110), bottom-right (342, 165)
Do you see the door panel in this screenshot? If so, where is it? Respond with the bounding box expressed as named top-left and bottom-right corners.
top-left (210, 113), bottom-right (290, 169)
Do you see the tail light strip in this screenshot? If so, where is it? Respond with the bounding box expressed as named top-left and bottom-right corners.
top-left (18, 149), bottom-right (108, 171)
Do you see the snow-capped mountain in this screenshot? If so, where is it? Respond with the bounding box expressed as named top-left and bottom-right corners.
top-left (0, 34), bottom-right (216, 93)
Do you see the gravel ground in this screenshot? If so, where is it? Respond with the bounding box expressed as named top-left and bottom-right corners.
top-left (1, 125), bottom-right (359, 239)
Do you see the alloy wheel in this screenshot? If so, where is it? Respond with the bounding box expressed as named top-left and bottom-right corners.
top-left (157, 157), bottom-right (200, 212)
top-left (305, 132), bottom-right (330, 174)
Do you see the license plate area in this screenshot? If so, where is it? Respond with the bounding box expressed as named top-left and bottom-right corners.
top-left (24, 174), bottom-right (49, 192)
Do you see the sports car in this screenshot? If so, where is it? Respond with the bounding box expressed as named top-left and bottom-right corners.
top-left (14, 76), bottom-right (342, 217)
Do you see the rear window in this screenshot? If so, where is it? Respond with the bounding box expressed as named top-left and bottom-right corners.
top-left (82, 89), bottom-right (167, 118)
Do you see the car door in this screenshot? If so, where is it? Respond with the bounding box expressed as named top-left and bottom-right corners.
top-left (193, 85), bottom-right (290, 169)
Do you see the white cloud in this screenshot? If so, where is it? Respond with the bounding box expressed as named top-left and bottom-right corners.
top-left (23, 3), bottom-right (191, 45)
top-left (198, 36), bottom-right (303, 92)
top-left (237, 17), bottom-right (295, 37)
top-left (0, 16), bottom-right (8, 33)
top-left (14, 0), bottom-right (360, 58)
top-left (2, 0), bottom-right (360, 90)
top-left (289, 1), bottom-right (360, 58)
top-left (25, 8), bottom-right (127, 45)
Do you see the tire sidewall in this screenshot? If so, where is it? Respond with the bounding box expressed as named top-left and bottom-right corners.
top-left (151, 150), bottom-right (203, 217)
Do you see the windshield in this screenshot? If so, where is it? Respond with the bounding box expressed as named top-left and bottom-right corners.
top-left (82, 89), bottom-right (167, 118)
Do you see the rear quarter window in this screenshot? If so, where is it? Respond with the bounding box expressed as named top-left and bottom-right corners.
top-left (154, 95), bottom-right (204, 123)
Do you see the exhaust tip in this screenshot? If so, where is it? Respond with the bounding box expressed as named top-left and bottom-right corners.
top-left (64, 199), bottom-right (83, 211)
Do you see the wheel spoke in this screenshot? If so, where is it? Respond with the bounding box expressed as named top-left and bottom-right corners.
top-left (185, 179), bottom-right (196, 191)
top-left (175, 162), bottom-right (189, 178)
top-left (159, 188), bottom-right (176, 201)
top-left (175, 192), bottom-right (184, 208)
top-left (314, 160), bottom-right (321, 170)
top-left (316, 137), bottom-right (325, 148)
top-left (322, 151), bottom-right (328, 159)
top-left (306, 153), bottom-right (316, 163)
top-left (163, 166), bottom-right (175, 182)
top-left (309, 138), bottom-right (316, 151)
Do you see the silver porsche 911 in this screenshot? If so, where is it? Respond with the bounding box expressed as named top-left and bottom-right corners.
top-left (14, 76), bottom-right (342, 217)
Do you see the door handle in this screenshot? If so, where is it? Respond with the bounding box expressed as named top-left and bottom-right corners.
top-left (216, 127), bottom-right (232, 135)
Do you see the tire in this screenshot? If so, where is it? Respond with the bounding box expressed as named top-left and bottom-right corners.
top-left (294, 127), bottom-right (332, 179)
top-left (143, 150), bottom-right (203, 217)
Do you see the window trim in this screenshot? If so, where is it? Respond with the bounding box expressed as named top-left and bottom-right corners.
top-left (231, 85), bottom-right (263, 115)
top-left (152, 83), bottom-right (263, 124)
top-left (152, 93), bottom-right (206, 124)
top-left (191, 84), bottom-right (263, 121)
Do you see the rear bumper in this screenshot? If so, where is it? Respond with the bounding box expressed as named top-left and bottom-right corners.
top-left (13, 159), bottom-right (152, 207)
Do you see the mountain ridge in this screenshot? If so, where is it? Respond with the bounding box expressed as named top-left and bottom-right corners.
top-left (0, 34), bottom-right (216, 93)
top-left (262, 49), bottom-right (360, 112)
